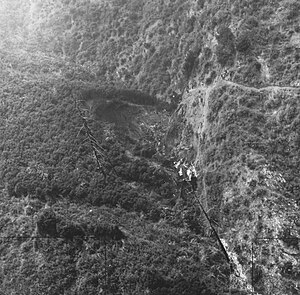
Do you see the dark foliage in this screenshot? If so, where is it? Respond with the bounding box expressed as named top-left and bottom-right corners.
top-left (37, 209), bottom-right (58, 237)
top-left (183, 48), bottom-right (201, 80)
top-left (216, 26), bottom-right (236, 67)
top-left (92, 224), bottom-right (125, 241)
top-left (4, 0), bottom-right (299, 293)
top-left (236, 33), bottom-right (252, 53)
top-left (80, 87), bottom-right (157, 105)
top-left (58, 222), bottom-right (85, 241)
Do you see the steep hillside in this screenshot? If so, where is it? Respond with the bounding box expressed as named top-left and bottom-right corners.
top-left (0, 48), bottom-right (232, 294)
top-left (0, 1), bottom-right (231, 294)
top-left (0, 0), bottom-right (300, 294)
top-left (166, 0), bottom-right (300, 293)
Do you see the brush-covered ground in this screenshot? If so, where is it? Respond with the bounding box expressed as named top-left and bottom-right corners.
top-left (166, 0), bottom-right (300, 293)
top-left (1, 0), bottom-right (300, 294)
top-left (0, 44), bottom-right (229, 295)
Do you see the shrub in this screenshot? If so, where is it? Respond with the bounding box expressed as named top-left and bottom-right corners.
top-left (58, 222), bottom-right (85, 241)
top-left (92, 223), bottom-right (125, 241)
top-left (203, 47), bottom-right (212, 59)
top-left (197, 0), bottom-right (205, 9)
top-left (260, 6), bottom-right (274, 20)
top-left (236, 34), bottom-right (252, 53)
top-left (286, 1), bottom-right (300, 20)
top-left (216, 26), bottom-right (236, 67)
top-left (205, 70), bottom-right (217, 85)
top-left (182, 48), bottom-right (200, 80)
top-left (245, 16), bottom-right (259, 28)
top-left (36, 209), bottom-right (58, 237)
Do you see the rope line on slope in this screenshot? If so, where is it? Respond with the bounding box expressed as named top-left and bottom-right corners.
top-left (72, 92), bottom-right (118, 184)
top-left (190, 189), bottom-right (231, 265)
top-left (179, 180), bottom-right (232, 266)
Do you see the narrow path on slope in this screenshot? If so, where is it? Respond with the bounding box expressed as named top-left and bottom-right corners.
top-left (220, 79), bottom-right (300, 93)
top-left (201, 84), bottom-right (214, 133)
top-left (185, 78), bottom-right (299, 139)
top-left (183, 76), bottom-right (300, 212)
top-left (187, 79), bottom-right (299, 98)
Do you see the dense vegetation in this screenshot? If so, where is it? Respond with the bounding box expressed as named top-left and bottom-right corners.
top-left (0, 47), bottom-right (232, 293)
top-left (1, 0), bottom-right (299, 293)
top-left (165, 0), bottom-right (300, 293)
top-left (0, 1), bottom-right (234, 294)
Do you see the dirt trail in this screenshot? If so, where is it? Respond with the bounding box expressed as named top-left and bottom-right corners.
top-left (188, 78), bottom-right (299, 99)
top-left (183, 77), bottom-right (300, 224)
top-left (185, 78), bottom-right (299, 138)
top-left (201, 84), bottom-right (214, 132)
top-left (221, 79), bottom-right (300, 93)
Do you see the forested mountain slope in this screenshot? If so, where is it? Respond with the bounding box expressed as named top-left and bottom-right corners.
top-left (1, 48), bottom-right (226, 294)
top-left (0, 0), bottom-right (300, 294)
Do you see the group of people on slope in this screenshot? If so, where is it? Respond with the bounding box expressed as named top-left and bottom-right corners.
top-left (174, 159), bottom-right (198, 191)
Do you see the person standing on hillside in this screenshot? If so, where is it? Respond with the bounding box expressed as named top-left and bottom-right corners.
top-left (181, 161), bottom-right (189, 181)
top-left (186, 163), bottom-right (198, 191)
top-left (175, 159), bottom-right (188, 181)
top-left (190, 172), bottom-right (198, 191)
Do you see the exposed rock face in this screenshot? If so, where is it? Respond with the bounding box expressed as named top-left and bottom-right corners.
top-left (167, 0), bottom-right (300, 293)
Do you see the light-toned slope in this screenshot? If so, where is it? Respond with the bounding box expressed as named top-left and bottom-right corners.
top-left (166, 0), bottom-right (300, 292)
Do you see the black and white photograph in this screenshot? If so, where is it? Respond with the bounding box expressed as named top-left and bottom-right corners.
top-left (0, 0), bottom-right (299, 294)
